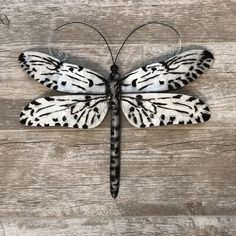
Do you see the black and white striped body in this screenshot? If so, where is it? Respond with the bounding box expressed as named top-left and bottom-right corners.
top-left (109, 65), bottom-right (121, 198)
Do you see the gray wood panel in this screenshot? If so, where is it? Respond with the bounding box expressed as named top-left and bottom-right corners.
top-left (0, 216), bottom-right (236, 236)
top-left (0, 0), bottom-right (235, 235)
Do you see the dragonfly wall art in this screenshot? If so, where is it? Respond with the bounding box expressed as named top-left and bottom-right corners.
top-left (18, 22), bottom-right (214, 198)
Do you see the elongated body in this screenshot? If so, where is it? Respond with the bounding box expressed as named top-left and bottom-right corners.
top-left (109, 66), bottom-right (121, 198)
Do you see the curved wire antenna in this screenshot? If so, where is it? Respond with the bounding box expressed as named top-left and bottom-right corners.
top-left (47, 21), bottom-right (115, 64)
top-left (114, 21), bottom-right (182, 64)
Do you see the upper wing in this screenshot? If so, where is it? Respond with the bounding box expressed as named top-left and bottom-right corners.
top-left (121, 50), bottom-right (214, 93)
top-left (19, 51), bottom-right (108, 94)
top-left (20, 95), bottom-right (108, 129)
top-left (121, 93), bottom-right (211, 128)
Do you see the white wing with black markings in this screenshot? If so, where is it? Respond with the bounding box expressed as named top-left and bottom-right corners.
top-left (121, 93), bottom-right (211, 128)
top-left (19, 51), bottom-right (108, 94)
top-left (20, 94), bottom-right (109, 129)
top-left (121, 50), bottom-right (214, 93)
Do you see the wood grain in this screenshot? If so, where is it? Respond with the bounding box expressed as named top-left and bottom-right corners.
top-left (0, 0), bottom-right (236, 235)
top-left (0, 216), bottom-right (236, 236)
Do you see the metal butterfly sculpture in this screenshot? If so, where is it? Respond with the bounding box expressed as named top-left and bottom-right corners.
top-left (19, 22), bottom-right (214, 198)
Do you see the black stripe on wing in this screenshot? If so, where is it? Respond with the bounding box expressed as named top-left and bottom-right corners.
top-left (121, 50), bottom-right (214, 93)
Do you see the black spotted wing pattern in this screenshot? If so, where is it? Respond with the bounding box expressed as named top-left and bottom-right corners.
top-left (121, 93), bottom-right (211, 128)
top-left (19, 51), bottom-right (108, 94)
top-left (20, 95), bottom-right (108, 129)
top-left (121, 50), bottom-right (214, 93)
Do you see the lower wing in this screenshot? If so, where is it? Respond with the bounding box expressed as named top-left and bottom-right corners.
top-left (121, 93), bottom-right (211, 128)
top-left (20, 95), bottom-right (109, 129)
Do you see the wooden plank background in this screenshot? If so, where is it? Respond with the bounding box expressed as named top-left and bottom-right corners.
top-left (0, 0), bottom-right (236, 235)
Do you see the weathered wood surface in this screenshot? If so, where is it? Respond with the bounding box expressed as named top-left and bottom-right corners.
top-left (0, 0), bottom-right (236, 235)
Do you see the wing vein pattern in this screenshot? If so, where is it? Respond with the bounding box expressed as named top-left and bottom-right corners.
top-left (121, 50), bottom-right (214, 93)
top-left (19, 51), bottom-right (108, 94)
top-left (20, 95), bottom-right (108, 129)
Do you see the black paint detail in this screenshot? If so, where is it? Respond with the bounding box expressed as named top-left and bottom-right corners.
top-left (142, 65), bottom-right (147, 72)
top-left (192, 73), bottom-right (197, 79)
top-left (93, 107), bottom-right (98, 113)
top-left (136, 94), bottom-right (143, 100)
top-left (160, 121), bottom-right (164, 126)
top-left (203, 63), bottom-right (210, 68)
top-left (61, 81), bottom-right (67, 86)
top-left (159, 81), bottom-right (164, 85)
top-left (173, 95), bottom-right (182, 99)
top-left (132, 79), bottom-right (137, 87)
top-left (44, 97), bottom-right (55, 101)
top-left (202, 50), bottom-right (214, 60)
top-left (187, 97), bottom-right (196, 102)
top-left (18, 53), bottom-right (25, 62)
top-left (31, 100), bottom-right (41, 106)
top-left (73, 124), bottom-right (79, 128)
top-left (88, 79), bottom-right (94, 87)
top-left (196, 117), bottom-right (201, 123)
top-left (174, 82), bottom-right (181, 89)
top-left (201, 113), bottom-right (211, 121)
top-left (182, 80), bottom-right (189, 85)
top-left (196, 100), bottom-right (205, 105)
top-left (20, 118), bottom-right (27, 124)
top-left (130, 107), bottom-right (135, 112)
top-left (196, 69), bottom-right (203, 74)
top-left (82, 124), bottom-right (88, 129)
top-left (28, 121), bottom-right (33, 126)
top-left (140, 123), bottom-right (146, 128)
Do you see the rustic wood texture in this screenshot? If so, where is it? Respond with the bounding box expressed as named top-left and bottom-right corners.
top-left (0, 0), bottom-right (236, 235)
